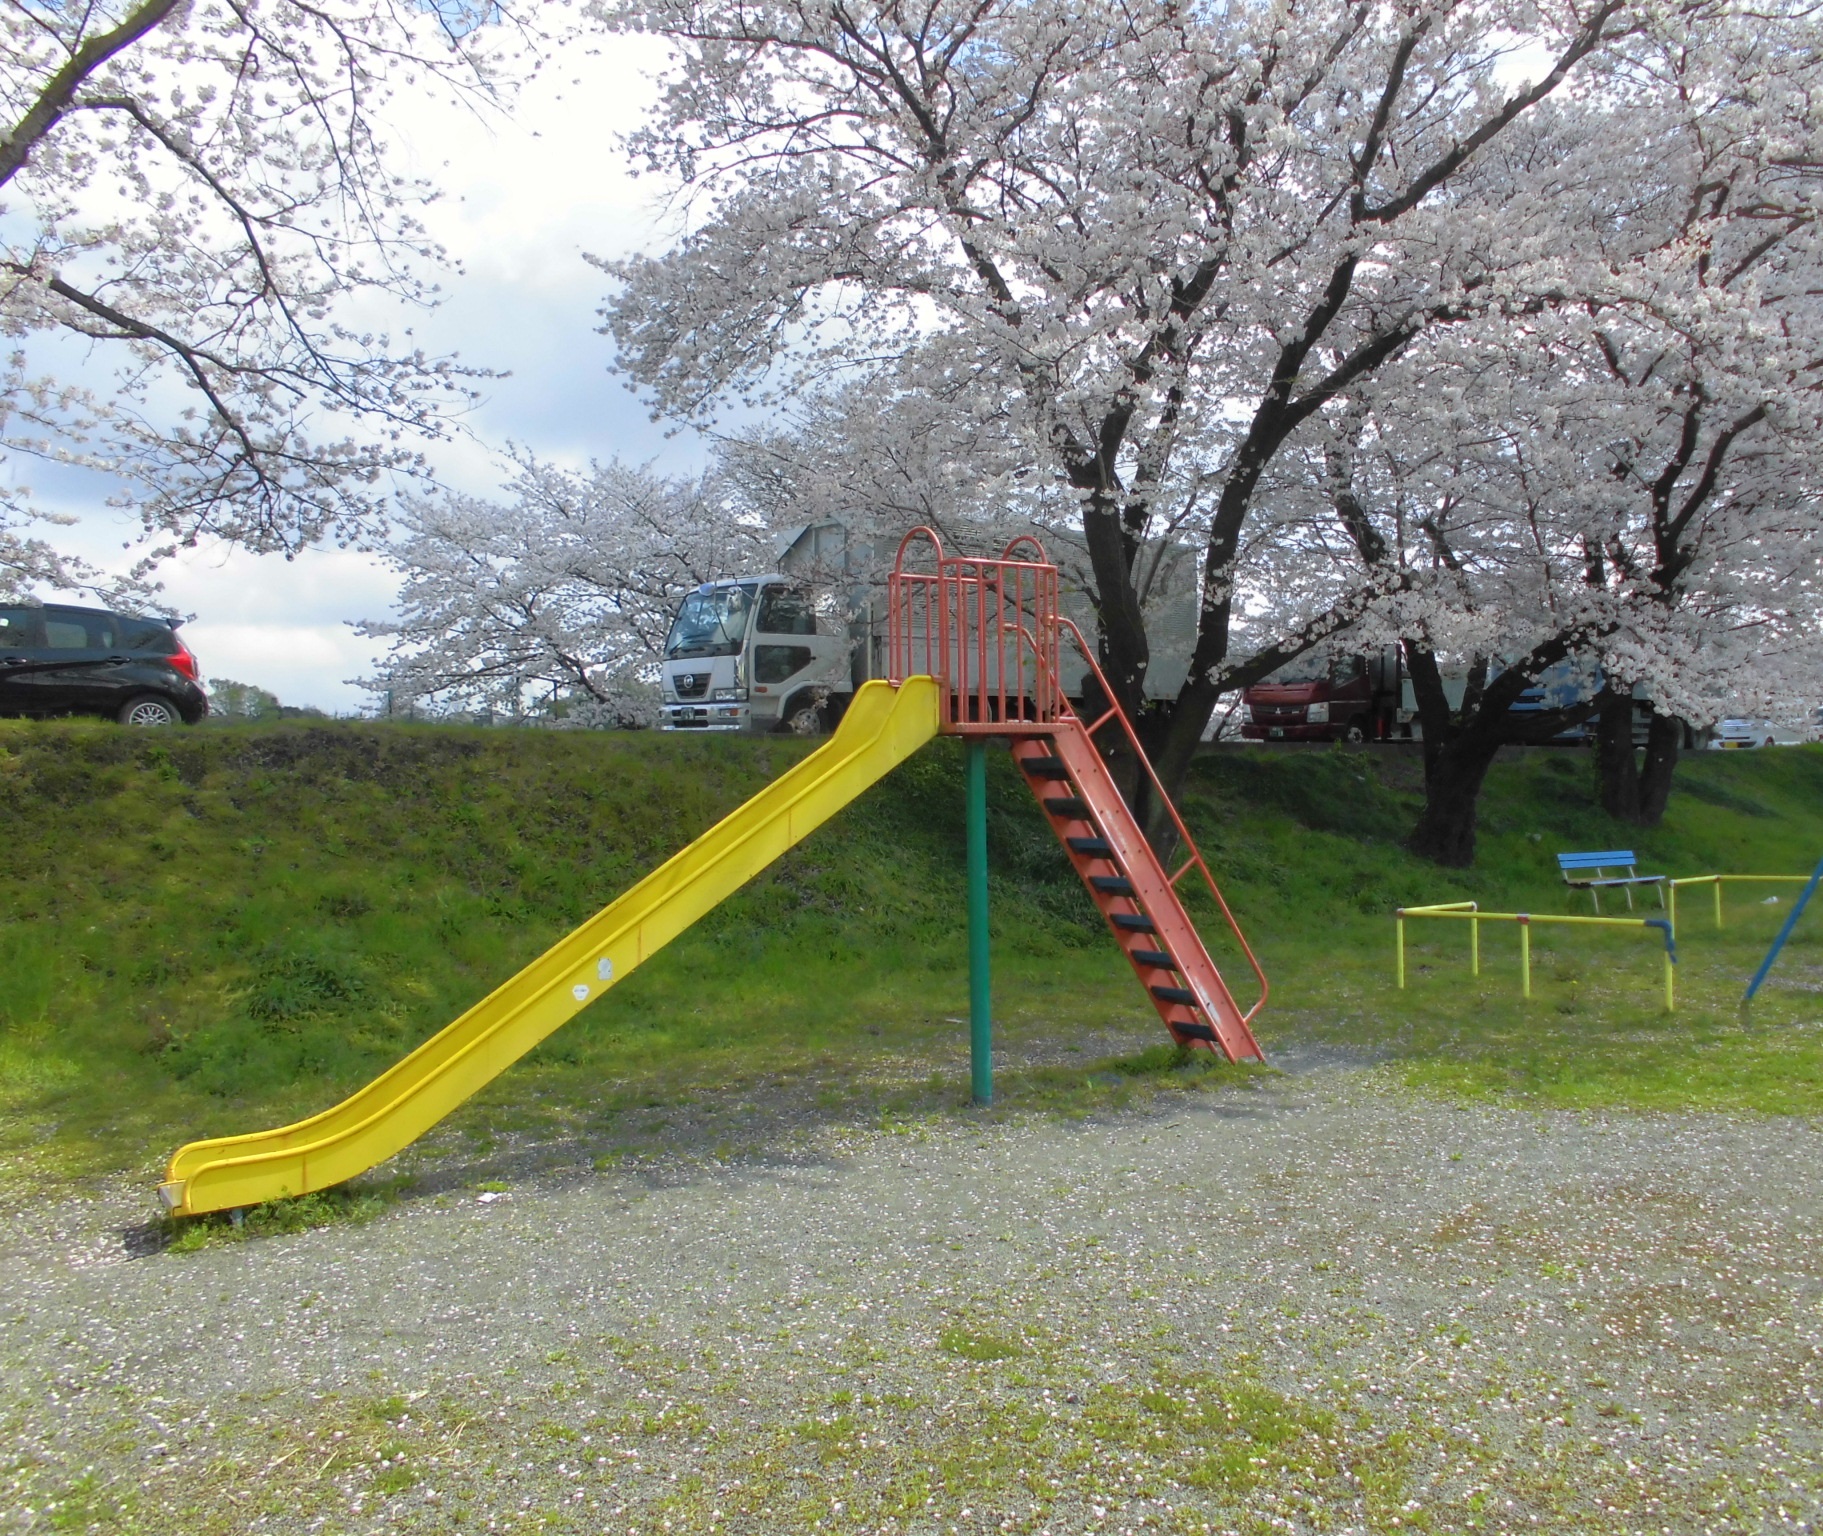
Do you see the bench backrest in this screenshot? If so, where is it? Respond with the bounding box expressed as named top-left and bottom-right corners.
top-left (1558, 850), bottom-right (1637, 872)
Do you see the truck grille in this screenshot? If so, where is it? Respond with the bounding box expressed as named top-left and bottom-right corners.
top-left (672, 672), bottom-right (708, 699)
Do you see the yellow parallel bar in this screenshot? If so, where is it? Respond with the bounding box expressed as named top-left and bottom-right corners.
top-left (1397, 906), bottom-right (1675, 1012)
top-left (1407, 910), bottom-right (1653, 928)
top-left (1396, 903), bottom-right (1477, 989)
top-left (161, 677), bottom-right (943, 1217)
top-left (1669, 873), bottom-right (1811, 936)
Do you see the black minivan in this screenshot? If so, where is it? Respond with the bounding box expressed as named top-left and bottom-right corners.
top-left (0, 603), bottom-right (208, 725)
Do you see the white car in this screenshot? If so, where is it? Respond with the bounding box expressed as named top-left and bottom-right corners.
top-left (1707, 717), bottom-right (1801, 749)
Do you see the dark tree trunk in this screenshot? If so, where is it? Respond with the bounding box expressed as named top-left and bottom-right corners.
top-left (1399, 635), bottom-right (1592, 867)
top-left (1637, 712), bottom-right (1682, 826)
top-left (1595, 701), bottom-right (1682, 827)
top-left (1399, 639), bottom-right (1493, 866)
top-left (1407, 735), bottom-right (1504, 867)
top-left (1596, 695), bottom-right (1641, 821)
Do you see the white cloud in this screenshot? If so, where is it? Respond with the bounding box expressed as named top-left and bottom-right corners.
top-left (149, 543), bottom-right (402, 714)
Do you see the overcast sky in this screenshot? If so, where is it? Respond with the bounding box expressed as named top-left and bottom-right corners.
top-left (36, 30), bottom-right (689, 714)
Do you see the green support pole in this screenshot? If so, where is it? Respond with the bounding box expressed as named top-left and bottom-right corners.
top-left (966, 739), bottom-right (992, 1104)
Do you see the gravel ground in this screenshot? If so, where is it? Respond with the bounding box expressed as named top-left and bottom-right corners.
top-left (4, 1056), bottom-right (1822, 1535)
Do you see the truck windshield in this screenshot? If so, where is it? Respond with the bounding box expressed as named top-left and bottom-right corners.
top-left (665, 584), bottom-right (757, 659)
top-left (1266, 658), bottom-right (1331, 685)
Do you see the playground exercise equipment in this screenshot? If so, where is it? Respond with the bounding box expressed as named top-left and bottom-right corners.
top-left (1666, 872), bottom-right (1815, 937)
top-left (1395, 901), bottom-right (1679, 1012)
top-left (161, 530), bottom-right (1266, 1217)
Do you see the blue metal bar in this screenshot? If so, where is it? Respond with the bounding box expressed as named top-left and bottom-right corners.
top-left (1744, 856), bottom-right (1823, 1002)
top-left (1644, 918), bottom-right (1677, 965)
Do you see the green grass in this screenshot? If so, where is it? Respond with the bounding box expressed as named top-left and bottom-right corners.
top-left (2, 718), bottom-right (1821, 1207)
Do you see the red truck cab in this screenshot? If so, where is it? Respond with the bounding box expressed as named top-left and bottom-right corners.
top-left (1240, 651), bottom-right (1405, 743)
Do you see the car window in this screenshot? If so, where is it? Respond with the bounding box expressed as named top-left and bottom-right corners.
top-left (756, 586), bottom-right (818, 636)
top-left (42, 607), bottom-right (117, 650)
top-left (0, 606), bottom-right (41, 648)
top-left (117, 615), bottom-right (178, 651)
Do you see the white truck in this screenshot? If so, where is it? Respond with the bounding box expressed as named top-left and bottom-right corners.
top-left (657, 522), bottom-right (1201, 734)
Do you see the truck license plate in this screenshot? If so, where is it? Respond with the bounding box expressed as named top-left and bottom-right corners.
top-left (1269, 727), bottom-right (1284, 739)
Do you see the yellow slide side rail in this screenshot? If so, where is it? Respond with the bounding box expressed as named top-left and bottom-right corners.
top-left (161, 676), bottom-right (942, 1216)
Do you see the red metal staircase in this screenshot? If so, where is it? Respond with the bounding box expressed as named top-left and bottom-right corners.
top-left (888, 528), bottom-right (1267, 1063)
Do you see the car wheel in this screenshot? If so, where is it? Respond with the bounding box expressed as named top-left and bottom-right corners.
top-left (781, 698), bottom-right (825, 737)
top-left (1342, 719), bottom-right (1367, 745)
top-left (1765, 736), bottom-right (1776, 748)
top-left (119, 694), bottom-right (179, 726)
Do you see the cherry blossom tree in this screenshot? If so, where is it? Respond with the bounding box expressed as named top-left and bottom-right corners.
top-left (0, 0), bottom-right (545, 586)
top-left (1331, 13), bottom-right (1823, 860)
top-left (356, 452), bottom-right (764, 722)
top-left (591, 0), bottom-right (1645, 819)
top-left (1551, 16), bottom-right (1823, 825)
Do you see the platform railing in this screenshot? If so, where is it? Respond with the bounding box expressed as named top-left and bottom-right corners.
top-left (888, 525), bottom-right (1062, 731)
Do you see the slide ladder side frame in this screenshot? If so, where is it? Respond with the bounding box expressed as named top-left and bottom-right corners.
top-left (1009, 613), bottom-right (1269, 1043)
top-left (1012, 729), bottom-right (1265, 1062)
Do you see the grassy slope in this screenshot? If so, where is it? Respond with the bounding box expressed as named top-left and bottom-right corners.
top-left (2, 720), bottom-right (1820, 1201)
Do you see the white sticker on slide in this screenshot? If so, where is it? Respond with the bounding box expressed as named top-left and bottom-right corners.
top-left (572, 984), bottom-right (590, 1001)
top-left (597, 957), bottom-right (614, 980)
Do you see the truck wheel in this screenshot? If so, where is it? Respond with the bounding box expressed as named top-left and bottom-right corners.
top-left (1342, 719), bottom-right (1367, 745)
top-left (780, 698), bottom-right (825, 737)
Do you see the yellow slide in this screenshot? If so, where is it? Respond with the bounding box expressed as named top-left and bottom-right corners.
top-left (161, 677), bottom-right (941, 1217)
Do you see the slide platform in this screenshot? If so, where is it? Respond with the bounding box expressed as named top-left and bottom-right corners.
top-left (160, 676), bottom-right (942, 1216)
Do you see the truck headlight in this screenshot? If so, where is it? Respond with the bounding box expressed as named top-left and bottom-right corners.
top-left (712, 688), bottom-right (746, 702)
top-left (1306, 702), bottom-right (1329, 724)
top-left (1243, 705), bottom-right (1256, 724)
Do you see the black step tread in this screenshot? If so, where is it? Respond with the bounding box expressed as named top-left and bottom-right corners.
top-left (1020, 756), bottom-right (1070, 779)
top-left (1090, 876), bottom-right (1135, 896)
top-left (1066, 836), bottom-right (1114, 857)
top-left (1151, 984), bottom-right (1198, 1005)
top-left (1110, 913), bottom-right (1156, 932)
top-left (1044, 796), bottom-right (1093, 819)
top-left (1129, 948), bottom-right (1176, 969)
top-left (1172, 1020), bottom-right (1218, 1044)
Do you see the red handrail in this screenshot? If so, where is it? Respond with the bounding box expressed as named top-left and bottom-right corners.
top-left (1008, 614), bottom-right (1270, 1027)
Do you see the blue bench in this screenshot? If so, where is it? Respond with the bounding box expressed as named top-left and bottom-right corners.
top-left (1558, 850), bottom-right (1665, 913)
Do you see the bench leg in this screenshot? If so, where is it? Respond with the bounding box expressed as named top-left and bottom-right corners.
top-left (1624, 883), bottom-right (1634, 911)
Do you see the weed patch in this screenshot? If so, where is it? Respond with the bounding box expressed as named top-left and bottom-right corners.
top-left (163, 1177), bottom-right (411, 1252)
top-left (936, 1324), bottom-right (1026, 1363)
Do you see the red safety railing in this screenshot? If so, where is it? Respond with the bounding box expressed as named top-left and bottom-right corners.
top-left (887, 525), bottom-right (1267, 1026)
top-left (888, 525), bottom-right (1063, 733)
top-left (1008, 613), bottom-right (1270, 1028)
